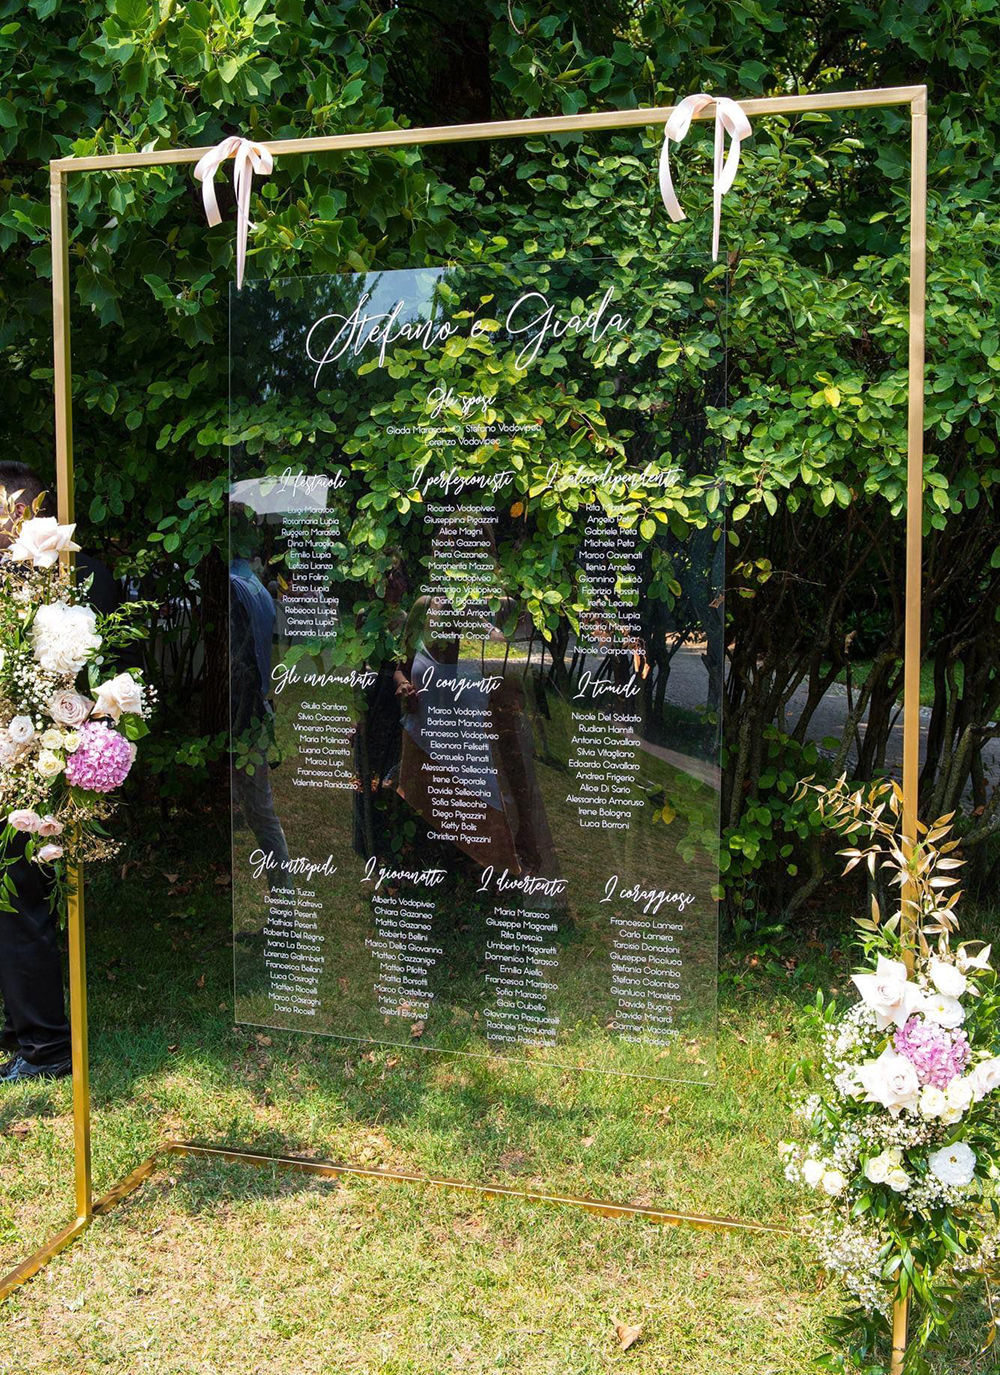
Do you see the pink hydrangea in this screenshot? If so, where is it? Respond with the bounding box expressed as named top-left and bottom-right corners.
top-left (893, 1014), bottom-right (970, 1089)
top-left (64, 721), bottom-right (136, 793)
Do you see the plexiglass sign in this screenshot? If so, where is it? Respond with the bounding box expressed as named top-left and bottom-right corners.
top-left (229, 260), bottom-right (724, 1082)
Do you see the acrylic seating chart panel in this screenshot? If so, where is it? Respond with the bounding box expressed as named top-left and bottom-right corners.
top-left (229, 259), bottom-right (725, 1084)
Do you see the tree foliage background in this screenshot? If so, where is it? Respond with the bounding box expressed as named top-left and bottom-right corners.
top-left (0, 0), bottom-right (997, 922)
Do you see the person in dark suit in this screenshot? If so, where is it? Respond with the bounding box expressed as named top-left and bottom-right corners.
top-left (0, 462), bottom-right (121, 1084)
top-left (230, 501), bottom-right (289, 876)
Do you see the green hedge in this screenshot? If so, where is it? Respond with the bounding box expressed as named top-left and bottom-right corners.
top-left (0, 0), bottom-right (997, 915)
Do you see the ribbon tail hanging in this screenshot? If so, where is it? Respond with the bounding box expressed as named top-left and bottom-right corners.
top-left (193, 135), bottom-right (274, 290)
top-left (658, 92), bottom-right (751, 260)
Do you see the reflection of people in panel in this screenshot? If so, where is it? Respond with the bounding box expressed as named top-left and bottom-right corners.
top-left (392, 513), bottom-right (558, 879)
top-left (394, 590), bottom-right (520, 871)
top-left (230, 502), bottom-right (290, 878)
top-left (490, 665), bottom-right (559, 881)
top-left (352, 555), bottom-right (409, 859)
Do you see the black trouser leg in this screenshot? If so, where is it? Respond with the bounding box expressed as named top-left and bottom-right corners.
top-left (0, 852), bottom-right (70, 1066)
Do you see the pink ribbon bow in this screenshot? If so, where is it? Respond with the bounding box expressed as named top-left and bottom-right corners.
top-left (193, 136), bottom-right (274, 290)
top-left (658, 93), bottom-right (752, 260)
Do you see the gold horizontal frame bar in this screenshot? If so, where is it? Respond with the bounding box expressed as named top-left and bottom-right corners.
top-left (0, 1150), bottom-right (164, 1302)
top-left (163, 1142), bottom-right (797, 1234)
top-left (51, 85), bottom-right (925, 172)
top-left (0, 1137), bottom-right (795, 1302)
top-left (0, 1216), bottom-right (89, 1303)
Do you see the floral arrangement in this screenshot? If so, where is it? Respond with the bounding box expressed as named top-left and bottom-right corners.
top-left (781, 777), bottom-right (1000, 1372)
top-left (0, 488), bottom-right (153, 911)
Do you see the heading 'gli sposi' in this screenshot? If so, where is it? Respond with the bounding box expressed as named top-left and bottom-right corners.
top-left (306, 286), bottom-right (631, 385)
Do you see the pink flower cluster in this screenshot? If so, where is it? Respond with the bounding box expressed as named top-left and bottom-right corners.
top-left (893, 1015), bottom-right (970, 1090)
top-left (64, 721), bottom-right (135, 793)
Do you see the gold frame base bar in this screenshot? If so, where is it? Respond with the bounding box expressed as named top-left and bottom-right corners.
top-left (0, 1138), bottom-right (794, 1304)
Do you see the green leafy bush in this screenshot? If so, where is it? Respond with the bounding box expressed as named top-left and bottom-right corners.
top-left (0, 1), bottom-right (996, 915)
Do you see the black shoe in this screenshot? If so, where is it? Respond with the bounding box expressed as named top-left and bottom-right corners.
top-left (0, 1027), bottom-right (19, 1075)
top-left (0, 1054), bottom-right (72, 1084)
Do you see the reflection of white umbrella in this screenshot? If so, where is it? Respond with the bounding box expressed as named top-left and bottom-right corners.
top-left (230, 474), bottom-right (331, 515)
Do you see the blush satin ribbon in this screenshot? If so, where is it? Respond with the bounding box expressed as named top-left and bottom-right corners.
top-left (193, 136), bottom-right (274, 289)
top-left (658, 93), bottom-right (752, 260)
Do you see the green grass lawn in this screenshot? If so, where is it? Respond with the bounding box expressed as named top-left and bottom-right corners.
top-left (0, 813), bottom-right (995, 1375)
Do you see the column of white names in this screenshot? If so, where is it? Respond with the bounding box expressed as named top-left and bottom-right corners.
top-left (573, 507), bottom-right (691, 1051)
top-left (262, 883), bottom-right (326, 1020)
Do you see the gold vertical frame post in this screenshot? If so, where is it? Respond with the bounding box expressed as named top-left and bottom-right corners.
top-left (900, 91), bottom-right (928, 953)
top-left (51, 167), bottom-right (74, 530)
top-left (66, 864), bottom-right (90, 1223)
top-left (890, 86), bottom-right (928, 1375)
top-left (891, 1290), bottom-right (911, 1375)
top-left (50, 165), bottom-right (92, 1227)
top-left (4, 91), bottom-right (929, 1375)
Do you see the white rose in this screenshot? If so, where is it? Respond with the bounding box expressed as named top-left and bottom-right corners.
top-left (8, 516), bottom-right (80, 569)
top-left (929, 958), bottom-right (967, 999)
top-left (0, 732), bottom-right (16, 764)
top-left (919, 1085), bottom-right (947, 1119)
top-left (865, 1153), bottom-right (891, 1185)
top-left (8, 715), bottom-right (35, 745)
top-left (922, 993), bottom-right (966, 1029)
top-left (969, 1057), bottom-right (1000, 1102)
top-left (802, 1158), bottom-right (825, 1188)
top-left (852, 954), bottom-right (922, 1029)
top-left (35, 749), bottom-right (63, 778)
top-left (48, 689), bottom-right (94, 728)
top-left (822, 1169), bottom-right (847, 1197)
top-left (93, 671), bottom-right (144, 722)
top-left (40, 727), bottom-right (63, 749)
top-left (857, 1046), bottom-right (921, 1116)
top-left (928, 1143), bottom-right (976, 1187)
top-left (946, 1077), bottom-right (975, 1113)
top-left (31, 602), bottom-right (101, 676)
top-left (886, 1166), bottom-right (911, 1193)
top-left (37, 814), bottom-right (64, 838)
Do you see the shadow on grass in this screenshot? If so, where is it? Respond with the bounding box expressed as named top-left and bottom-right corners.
top-left (67, 810), bottom-right (949, 1225)
top-left (0, 1087), bottom-right (62, 1133)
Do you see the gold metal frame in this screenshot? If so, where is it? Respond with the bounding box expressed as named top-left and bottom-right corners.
top-left (5, 85), bottom-right (928, 1375)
